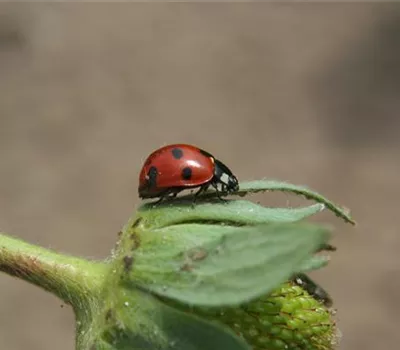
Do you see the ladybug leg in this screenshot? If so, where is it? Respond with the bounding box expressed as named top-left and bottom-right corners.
top-left (153, 195), bottom-right (167, 205)
top-left (220, 183), bottom-right (227, 194)
top-left (211, 182), bottom-right (228, 203)
top-left (192, 184), bottom-right (210, 204)
top-left (153, 189), bottom-right (175, 205)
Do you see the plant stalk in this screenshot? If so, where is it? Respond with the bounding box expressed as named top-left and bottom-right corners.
top-left (0, 232), bottom-right (107, 307)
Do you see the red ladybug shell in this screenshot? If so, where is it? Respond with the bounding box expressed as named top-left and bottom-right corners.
top-left (139, 144), bottom-right (215, 198)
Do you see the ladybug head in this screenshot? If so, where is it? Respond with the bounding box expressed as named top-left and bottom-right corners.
top-left (213, 159), bottom-right (239, 193)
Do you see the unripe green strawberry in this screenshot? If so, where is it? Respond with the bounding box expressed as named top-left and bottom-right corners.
top-left (180, 280), bottom-right (339, 350)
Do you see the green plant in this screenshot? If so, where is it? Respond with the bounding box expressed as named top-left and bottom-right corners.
top-left (0, 180), bottom-right (355, 350)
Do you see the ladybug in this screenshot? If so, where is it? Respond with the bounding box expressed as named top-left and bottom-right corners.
top-left (138, 144), bottom-right (239, 203)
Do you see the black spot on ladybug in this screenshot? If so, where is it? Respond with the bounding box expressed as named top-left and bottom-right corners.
top-left (131, 218), bottom-right (142, 229)
top-left (123, 255), bottom-right (134, 272)
top-left (171, 147), bottom-right (184, 159)
top-left (181, 167), bottom-right (192, 180)
top-left (199, 149), bottom-right (214, 159)
top-left (147, 166), bottom-right (158, 188)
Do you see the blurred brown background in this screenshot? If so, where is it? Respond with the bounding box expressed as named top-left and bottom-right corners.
top-left (0, 3), bottom-right (399, 350)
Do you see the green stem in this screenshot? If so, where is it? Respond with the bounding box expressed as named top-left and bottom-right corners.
top-left (0, 232), bottom-right (107, 307)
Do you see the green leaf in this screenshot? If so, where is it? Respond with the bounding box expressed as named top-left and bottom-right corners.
top-left (297, 255), bottom-right (330, 273)
top-left (138, 199), bottom-right (325, 229)
top-left (238, 180), bottom-right (356, 225)
top-left (88, 278), bottom-right (250, 350)
top-left (128, 223), bottom-right (331, 307)
top-left (174, 180), bottom-right (355, 225)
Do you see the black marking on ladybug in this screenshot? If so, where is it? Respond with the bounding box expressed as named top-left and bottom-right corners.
top-left (147, 166), bottom-right (158, 188)
top-left (181, 166), bottom-right (192, 180)
top-left (213, 159), bottom-right (239, 193)
top-left (131, 217), bottom-right (142, 229)
top-left (123, 255), bottom-right (134, 272)
top-left (199, 148), bottom-right (214, 159)
top-left (171, 147), bottom-right (184, 159)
